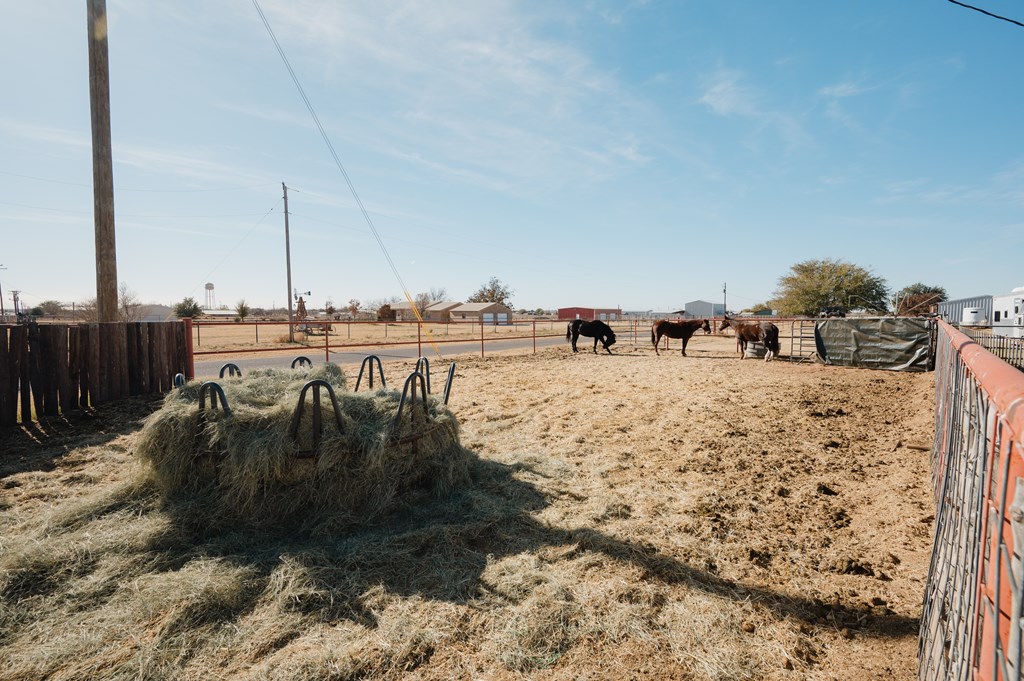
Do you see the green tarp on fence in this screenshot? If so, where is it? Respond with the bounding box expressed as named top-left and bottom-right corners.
top-left (815, 318), bottom-right (935, 372)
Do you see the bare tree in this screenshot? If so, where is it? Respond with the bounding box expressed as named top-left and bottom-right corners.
top-left (414, 292), bottom-right (432, 314)
top-left (118, 283), bottom-right (145, 322)
top-left (346, 298), bottom-right (361, 319)
top-left (76, 298), bottom-right (98, 322)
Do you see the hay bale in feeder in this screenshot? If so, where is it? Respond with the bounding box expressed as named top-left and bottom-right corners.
top-left (744, 341), bottom-right (767, 359)
top-left (133, 363), bottom-right (469, 528)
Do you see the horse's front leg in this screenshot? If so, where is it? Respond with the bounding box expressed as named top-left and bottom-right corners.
top-left (681, 337), bottom-right (688, 356)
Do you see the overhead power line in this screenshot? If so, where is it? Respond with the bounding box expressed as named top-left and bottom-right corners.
top-left (946, 0), bottom-right (1024, 28)
top-left (252, 0), bottom-right (443, 356)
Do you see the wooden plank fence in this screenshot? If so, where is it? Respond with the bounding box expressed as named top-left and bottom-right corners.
top-left (0, 321), bottom-right (190, 427)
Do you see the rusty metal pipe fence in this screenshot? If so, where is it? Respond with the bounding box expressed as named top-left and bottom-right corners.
top-left (920, 320), bottom-right (1024, 680)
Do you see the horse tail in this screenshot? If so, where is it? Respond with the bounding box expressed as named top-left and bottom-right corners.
top-left (651, 324), bottom-right (657, 346)
top-left (566, 323), bottom-right (572, 342)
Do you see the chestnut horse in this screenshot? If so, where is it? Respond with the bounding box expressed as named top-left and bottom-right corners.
top-left (651, 318), bottom-right (711, 356)
top-left (566, 319), bottom-right (616, 354)
top-left (718, 316), bottom-right (781, 362)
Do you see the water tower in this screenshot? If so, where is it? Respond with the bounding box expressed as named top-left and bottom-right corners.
top-left (204, 282), bottom-right (215, 310)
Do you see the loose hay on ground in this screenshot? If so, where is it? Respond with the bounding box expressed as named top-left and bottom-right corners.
top-left (0, 336), bottom-right (936, 680)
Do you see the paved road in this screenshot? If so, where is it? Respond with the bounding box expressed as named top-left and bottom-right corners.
top-left (194, 333), bottom-right (570, 378)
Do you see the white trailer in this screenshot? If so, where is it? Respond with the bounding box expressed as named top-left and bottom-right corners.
top-left (991, 286), bottom-right (1024, 338)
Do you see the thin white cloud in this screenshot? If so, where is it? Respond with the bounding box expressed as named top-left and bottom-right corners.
top-left (699, 69), bottom-right (758, 117)
top-left (113, 143), bottom-right (274, 186)
top-left (818, 82), bottom-right (865, 98)
top-left (881, 162), bottom-right (1024, 208)
top-left (0, 119), bottom-right (90, 150)
top-left (230, 1), bottom-right (655, 194)
top-left (698, 68), bottom-right (809, 151)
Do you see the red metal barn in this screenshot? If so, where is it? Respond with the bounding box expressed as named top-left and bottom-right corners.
top-left (557, 307), bottom-right (622, 321)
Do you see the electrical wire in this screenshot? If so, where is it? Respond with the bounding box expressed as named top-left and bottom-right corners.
top-left (186, 200), bottom-right (281, 300)
top-left (252, 0), bottom-right (443, 356)
top-left (946, 0), bottom-right (1024, 28)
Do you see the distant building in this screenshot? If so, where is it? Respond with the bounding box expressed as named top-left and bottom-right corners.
top-left (388, 300), bottom-right (420, 322)
top-left (938, 296), bottom-right (993, 326)
top-left (201, 308), bottom-right (237, 319)
top-left (139, 304), bottom-right (174, 322)
top-left (557, 306), bottom-right (622, 321)
top-left (684, 300), bottom-right (725, 318)
top-left (992, 286), bottom-right (1024, 338)
top-left (451, 302), bottom-right (513, 324)
top-left (424, 301), bottom-right (461, 322)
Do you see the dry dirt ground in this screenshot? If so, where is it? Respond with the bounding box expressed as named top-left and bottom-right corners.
top-left (0, 333), bottom-right (935, 680)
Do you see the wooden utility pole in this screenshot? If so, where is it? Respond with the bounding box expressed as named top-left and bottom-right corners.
top-left (87, 0), bottom-right (118, 322)
top-left (283, 182), bottom-right (295, 342)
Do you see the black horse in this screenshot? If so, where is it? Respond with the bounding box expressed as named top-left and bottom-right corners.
top-left (566, 319), bottom-right (616, 354)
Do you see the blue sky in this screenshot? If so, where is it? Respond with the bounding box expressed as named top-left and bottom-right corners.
top-left (2, 1), bottom-right (1022, 314)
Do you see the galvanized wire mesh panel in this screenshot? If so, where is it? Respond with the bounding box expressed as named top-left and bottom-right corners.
top-left (920, 322), bottom-right (1024, 680)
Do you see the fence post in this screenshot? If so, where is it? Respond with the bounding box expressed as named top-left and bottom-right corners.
top-left (533, 319), bottom-right (536, 353)
top-left (184, 317), bottom-right (194, 379)
top-left (480, 320), bottom-right (485, 358)
top-left (417, 323), bottom-right (422, 358)
top-left (324, 322), bottom-right (330, 363)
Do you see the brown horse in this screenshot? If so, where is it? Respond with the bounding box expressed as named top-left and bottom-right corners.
top-left (651, 318), bottom-right (711, 356)
top-left (718, 316), bottom-right (781, 362)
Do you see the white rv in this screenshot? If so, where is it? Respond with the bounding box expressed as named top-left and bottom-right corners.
top-left (991, 286), bottom-right (1024, 338)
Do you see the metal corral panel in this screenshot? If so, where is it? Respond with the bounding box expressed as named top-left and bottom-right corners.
top-left (937, 296), bottom-right (992, 326)
top-left (815, 317), bottom-right (935, 372)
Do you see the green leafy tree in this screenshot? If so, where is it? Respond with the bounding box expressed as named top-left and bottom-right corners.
top-left (893, 283), bottom-right (947, 316)
top-left (745, 302), bottom-right (773, 314)
top-left (772, 258), bottom-right (888, 316)
top-left (235, 299), bottom-right (251, 321)
top-left (38, 300), bottom-right (65, 317)
top-left (174, 297), bottom-right (203, 318)
top-left (468, 277), bottom-right (513, 307)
